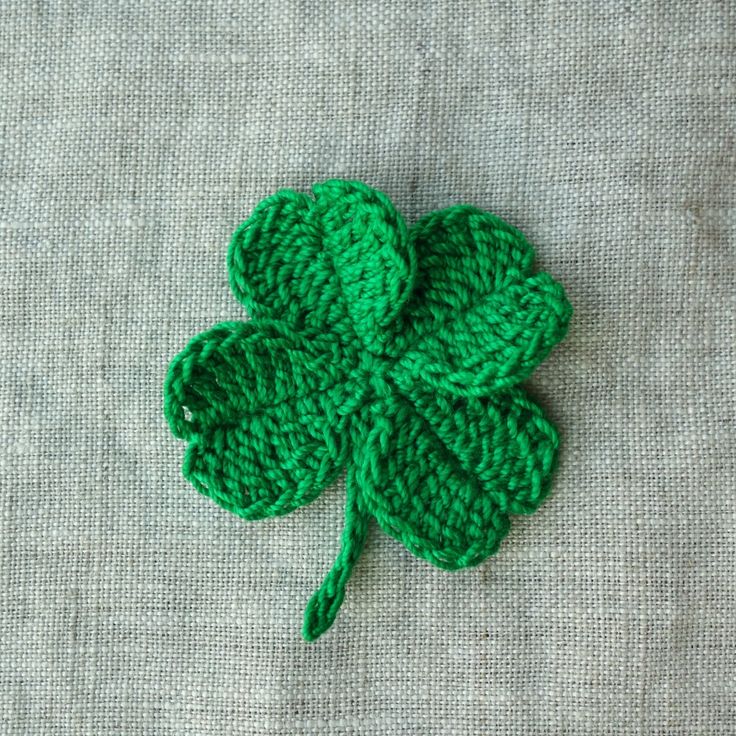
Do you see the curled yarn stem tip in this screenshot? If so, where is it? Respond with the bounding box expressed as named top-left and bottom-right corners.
top-left (302, 473), bottom-right (368, 641)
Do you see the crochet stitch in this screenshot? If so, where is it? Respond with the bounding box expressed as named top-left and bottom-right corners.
top-left (163, 180), bottom-right (572, 641)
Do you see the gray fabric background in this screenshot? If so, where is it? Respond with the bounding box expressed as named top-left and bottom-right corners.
top-left (1, 2), bottom-right (734, 734)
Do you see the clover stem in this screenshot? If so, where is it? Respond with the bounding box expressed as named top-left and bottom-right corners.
top-left (302, 469), bottom-right (369, 641)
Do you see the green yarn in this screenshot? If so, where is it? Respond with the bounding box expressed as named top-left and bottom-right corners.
top-left (163, 179), bottom-right (572, 641)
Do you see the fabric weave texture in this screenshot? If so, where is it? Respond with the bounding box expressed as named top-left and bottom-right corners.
top-left (1, 2), bottom-right (735, 734)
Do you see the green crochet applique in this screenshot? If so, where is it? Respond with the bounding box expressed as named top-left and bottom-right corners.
top-left (164, 180), bottom-right (572, 641)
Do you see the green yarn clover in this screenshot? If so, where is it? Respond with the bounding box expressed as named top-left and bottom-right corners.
top-left (164, 180), bottom-right (572, 641)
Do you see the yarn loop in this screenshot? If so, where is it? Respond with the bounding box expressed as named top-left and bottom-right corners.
top-left (164, 179), bottom-right (572, 640)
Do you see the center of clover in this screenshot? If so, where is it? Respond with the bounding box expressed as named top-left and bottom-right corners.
top-left (333, 347), bottom-right (397, 420)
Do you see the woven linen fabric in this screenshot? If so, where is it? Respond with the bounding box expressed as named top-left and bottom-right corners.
top-left (1, 1), bottom-right (734, 734)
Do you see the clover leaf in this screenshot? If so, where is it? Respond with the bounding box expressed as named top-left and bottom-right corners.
top-left (164, 180), bottom-right (572, 641)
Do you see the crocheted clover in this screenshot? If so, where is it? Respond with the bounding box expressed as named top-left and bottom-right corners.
top-left (164, 180), bottom-right (571, 640)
